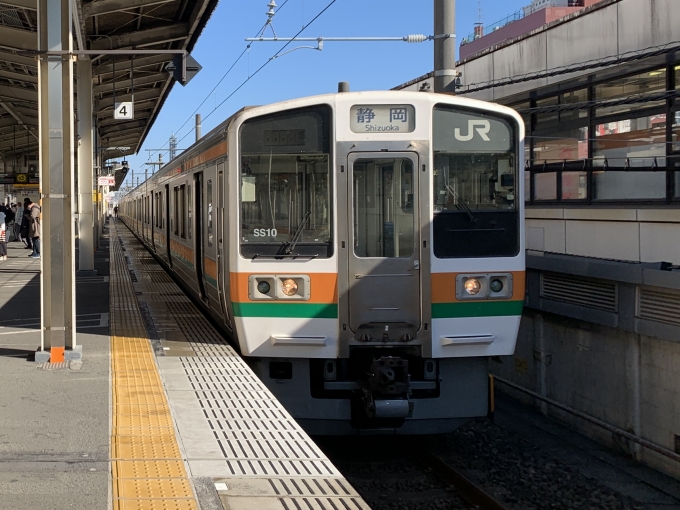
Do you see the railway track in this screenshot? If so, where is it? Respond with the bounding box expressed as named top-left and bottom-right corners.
top-left (418, 450), bottom-right (510, 510)
top-left (316, 436), bottom-right (512, 510)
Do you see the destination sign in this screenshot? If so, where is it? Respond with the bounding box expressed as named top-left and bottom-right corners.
top-left (350, 104), bottom-right (415, 134)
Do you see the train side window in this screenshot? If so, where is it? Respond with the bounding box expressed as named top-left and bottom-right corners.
top-left (180, 185), bottom-right (186, 239)
top-left (207, 179), bottom-right (213, 247)
top-left (187, 185), bottom-right (192, 239)
top-left (173, 187), bottom-right (178, 235)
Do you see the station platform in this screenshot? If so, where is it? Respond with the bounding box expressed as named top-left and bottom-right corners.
top-left (0, 221), bottom-right (368, 510)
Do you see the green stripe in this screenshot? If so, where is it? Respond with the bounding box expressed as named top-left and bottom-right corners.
top-left (233, 302), bottom-right (338, 319)
top-left (171, 252), bottom-right (195, 270)
top-left (432, 300), bottom-right (524, 319)
top-left (205, 274), bottom-right (218, 288)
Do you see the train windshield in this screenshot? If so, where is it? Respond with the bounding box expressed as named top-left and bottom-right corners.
top-left (239, 105), bottom-right (333, 258)
top-left (432, 105), bottom-right (520, 258)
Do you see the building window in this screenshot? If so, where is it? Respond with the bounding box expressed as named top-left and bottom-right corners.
top-left (532, 127), bottom-right (589, 164)
top-left (562, 172), bottom-right (587, 200)
top-left (533, 172), bottom-right (557, 201)
top-left (672, 111), bottom-right (680, 153)
top-left (594, 69), bottom-right (667, 117)
top-left (559, 89), bottom-right (589, 122)
top-left (594, 114), bottom-right (666, 167)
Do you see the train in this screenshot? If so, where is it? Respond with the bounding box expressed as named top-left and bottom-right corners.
top-left (120, 89), bottom-right (525, 434)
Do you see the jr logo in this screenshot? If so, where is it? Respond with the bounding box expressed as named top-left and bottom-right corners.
top-left (454, 120), bottom-right (491, 142)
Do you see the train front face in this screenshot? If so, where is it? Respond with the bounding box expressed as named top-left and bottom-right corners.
top-left (229, 91), bottom-right (525, 434)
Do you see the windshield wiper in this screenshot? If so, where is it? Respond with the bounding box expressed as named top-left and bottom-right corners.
top-left (447, 185), bottom-right (478, 223)
top-left (279, 211), bottom-right (311, 255)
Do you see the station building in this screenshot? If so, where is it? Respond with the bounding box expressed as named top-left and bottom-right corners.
top-left (398, 0), bottom-right (680, 477)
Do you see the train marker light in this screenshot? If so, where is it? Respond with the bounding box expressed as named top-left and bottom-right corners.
top-left (281, 278), bottom-right (298, 296)
top-left (257, 281), bottom-right (271, 294)
top-left (464, 278), bottom-right (481, 295)
top-left (490, 279), bottom-right (504, 293)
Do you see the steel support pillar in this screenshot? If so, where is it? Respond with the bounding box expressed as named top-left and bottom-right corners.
top-left (77, 57), bottom-right (96, 276)
top-left (434, 0), bottom-right (456, 93)
top-left (37, 0), bottom-right (78, 362)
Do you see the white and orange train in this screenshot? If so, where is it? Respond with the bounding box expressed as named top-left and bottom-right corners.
top-left (120, 90), bottom-right (525, 434)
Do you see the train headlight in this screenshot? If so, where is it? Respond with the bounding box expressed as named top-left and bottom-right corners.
top-left (281, 278), bottom-right (298, 296)
top-left (257, 281), bottom-right (271, 294)
top-left (464, 278), bottom-right (482, 295)
top-left (490, 279), bottom-right (504, 293)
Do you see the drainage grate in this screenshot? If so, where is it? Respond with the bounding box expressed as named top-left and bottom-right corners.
top-left (37, 361), bottom-right (69, 370)
top-left (280, 497), bottom-right (369, 510)
top-left (216, 459), bottom-right (339, 477)
top-left (540, 272), bottom-right (617, 312)
top-left (637, 286), bottom-right (680, 326)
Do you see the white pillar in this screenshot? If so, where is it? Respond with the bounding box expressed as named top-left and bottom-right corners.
top-left (37, 0), bottom-right (77, 360)
top-left (77, 57), bottom-right (96, 275)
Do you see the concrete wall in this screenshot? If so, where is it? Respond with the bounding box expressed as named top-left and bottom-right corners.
top-left (399, 0), bottom-right (679, 101)
top-left (494, 310), bottom-right (680, 478)
top-left (526, 208), bottom-right (680, 265)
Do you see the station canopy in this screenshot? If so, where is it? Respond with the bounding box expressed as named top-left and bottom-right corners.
top-left (0, 0), bottom-right (218, 174)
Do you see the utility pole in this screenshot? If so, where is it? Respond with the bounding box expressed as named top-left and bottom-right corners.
top-left (144, 154), bottom-right (164, 179)
top-left (434, 0), bottom-right (456, 93)
top-left (195, 114), bottom-right (201, 142)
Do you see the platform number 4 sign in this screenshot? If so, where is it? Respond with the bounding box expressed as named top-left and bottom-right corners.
top-left (114, 102), bottom-right (134, 120)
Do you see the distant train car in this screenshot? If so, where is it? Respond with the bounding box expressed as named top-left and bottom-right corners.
top-left (120, 90), bottom-right (525, 434)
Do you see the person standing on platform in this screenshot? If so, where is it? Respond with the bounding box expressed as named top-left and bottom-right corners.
top-left (28, 200), bottom-right (40, 258)
top-left (114, 205), bottom-right (118, 221)
top-left (0, 208), bottom-right (6, 261)
top-left (2, 204), bottom-right (14, 242)
top-left (11, 203), bottom-right (20, 241)
top-left (20, 199), bottom-right (32, 250)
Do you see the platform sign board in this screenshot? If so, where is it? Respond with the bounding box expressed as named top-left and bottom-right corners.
top-left (114, 102), bottom-right (134, 120)
top-left (98, 175), bottom-right (116, 186)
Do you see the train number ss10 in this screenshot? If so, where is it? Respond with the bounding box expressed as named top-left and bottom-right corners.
top-left (253, 228), bottom-right (278, 238)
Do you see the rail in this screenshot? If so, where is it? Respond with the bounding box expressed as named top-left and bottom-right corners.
top-left (417, 450), bottom-right (511, 510)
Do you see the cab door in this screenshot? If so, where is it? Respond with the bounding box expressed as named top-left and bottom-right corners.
top-left (348, 152), bottom-right (421, 340)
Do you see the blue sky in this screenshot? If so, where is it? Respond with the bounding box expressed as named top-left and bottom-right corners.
top-left (120, 0), bottom-right (528, 186)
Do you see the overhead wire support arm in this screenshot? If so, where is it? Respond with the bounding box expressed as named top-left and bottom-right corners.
top-left (245, 35), bottom-right (433, 43)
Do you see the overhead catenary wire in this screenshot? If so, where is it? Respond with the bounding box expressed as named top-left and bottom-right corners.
top-left (176, 0), bottom-right (340, 146)
top-left (140, 0), bottom-right (292, 174)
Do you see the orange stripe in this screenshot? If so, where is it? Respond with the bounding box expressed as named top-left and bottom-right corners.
top-left (431, 271), bottom-right (525, 302)
top-left (170, 239), bottom-right (194, 261)
top-left (185, 141), bottom-right (228, 171)
top-left (204, 258), bottom-right (217, 280)
top-left (230, 273), bottom-right (338, 303)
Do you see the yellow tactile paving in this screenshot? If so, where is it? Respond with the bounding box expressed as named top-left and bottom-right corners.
top-left (116, 499), bottom-right (198, 510)
top-left (110, 223), bottom-right (198, 510)
top-left (114, 460), bottom-right (188, 479)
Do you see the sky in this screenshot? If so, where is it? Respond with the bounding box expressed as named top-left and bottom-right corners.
top-left (120, 0), bottom-right (528, 187)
